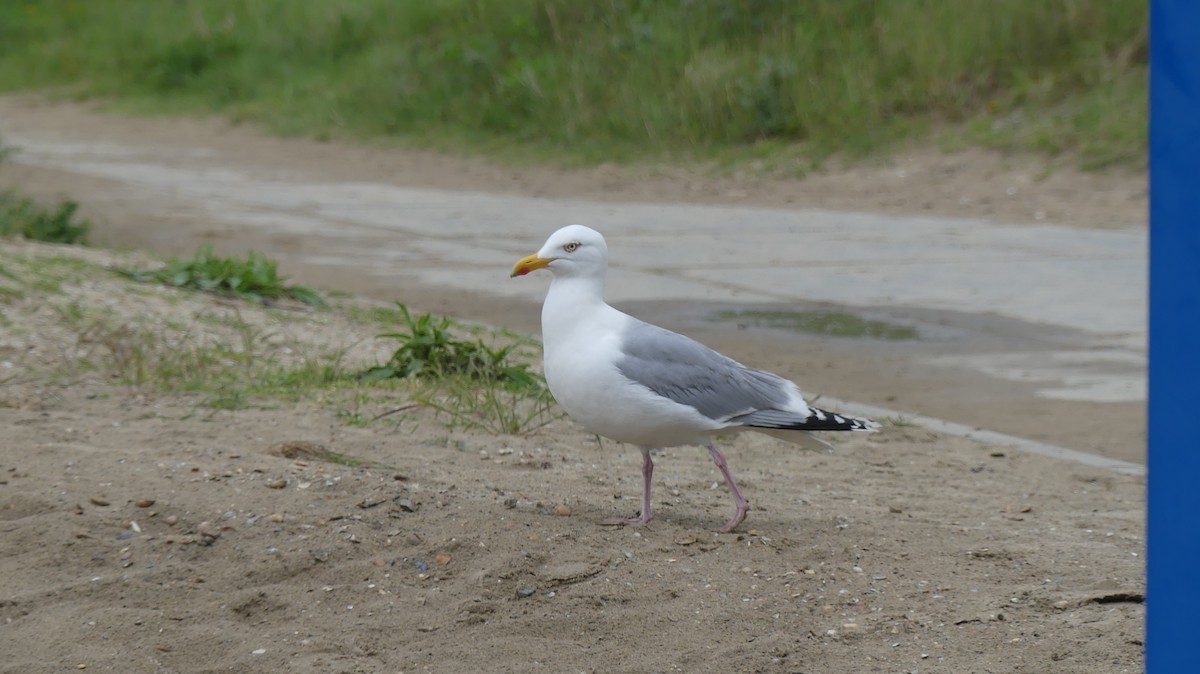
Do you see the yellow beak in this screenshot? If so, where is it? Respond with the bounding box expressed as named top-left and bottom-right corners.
top-left (511, 253), bottom-right (554, 277)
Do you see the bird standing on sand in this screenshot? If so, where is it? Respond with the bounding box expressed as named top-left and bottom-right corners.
top-left (511, 225), bottom-right (877, 532)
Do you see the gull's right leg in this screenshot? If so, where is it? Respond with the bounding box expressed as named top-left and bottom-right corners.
top-left (602, 447), bottom-right (655, 526)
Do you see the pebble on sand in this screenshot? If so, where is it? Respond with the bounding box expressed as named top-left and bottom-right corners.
top-left (196, 521), bottom-right (220, 543)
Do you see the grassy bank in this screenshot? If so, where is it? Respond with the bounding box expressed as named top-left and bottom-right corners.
top-left (0, 1), bottom-right (1146, 169)
top-left (0, 239), bottom-right (558, 434)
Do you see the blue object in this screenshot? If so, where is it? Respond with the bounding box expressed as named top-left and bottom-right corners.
top-left (1148, 1), bottom-right (1200, 671)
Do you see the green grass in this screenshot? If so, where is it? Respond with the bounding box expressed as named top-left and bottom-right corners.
top-left (717, 309), bottom-right (919, 340)
top-left (0, 1), bottom-right (1147, 169)
top-left (119, 243), bottom-right (325, 307)
top-left (0, 191), bottom-right (90, 244)
top-left (4, 244), bottom-right (555, 435)
top-left (362, 303), bottom-right (561, 435)
top-left (362, 303), bottom-right (541, 388)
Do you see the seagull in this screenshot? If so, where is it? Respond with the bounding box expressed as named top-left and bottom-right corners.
top-left (511, 225), bottom-right (877, 532)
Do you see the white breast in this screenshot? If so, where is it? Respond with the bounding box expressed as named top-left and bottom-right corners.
top-left (542, 301), bottom-right (721, 449)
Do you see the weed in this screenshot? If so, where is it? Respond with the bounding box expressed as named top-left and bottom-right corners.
top-left (881, 415), bottom-right (918, 428)
top-left (0, 191), bottom-right (90, 244)
top-left (414, 371), bottom-right (561, 436)
top-left (362, 303), bottom-right (560, 435)
top-left (361, 303), bottom-right (540, 388)
top-left (120, 243), bottom-right (325, 307)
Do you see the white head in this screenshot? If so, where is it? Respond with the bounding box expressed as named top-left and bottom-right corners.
top-left (510, 224), bottom-right (609, 280)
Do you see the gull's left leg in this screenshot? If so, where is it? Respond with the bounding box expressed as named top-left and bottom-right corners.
top-left (706, 443), bottom-right (749, 532)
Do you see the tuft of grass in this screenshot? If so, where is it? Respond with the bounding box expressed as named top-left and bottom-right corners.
top-left (0, 1), bottom-right (1147, 169)
top-left (414, 370), bottom-right (561, 436)
top-left (361, 303), bottom-right (541, 388)
top-left (362, 303), bottom-right (560, 435)
top-left (120, 243), bottom-right (325, 307)
top-left (0, 191), bottom-right (90, 244)
top-left (718, 309), bottom-right (919, 340)
top-left (880, 415), bottom-right (918, 428)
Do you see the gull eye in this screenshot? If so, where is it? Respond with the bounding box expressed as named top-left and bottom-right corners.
top-left (563, 241), bottom-right (580, 253)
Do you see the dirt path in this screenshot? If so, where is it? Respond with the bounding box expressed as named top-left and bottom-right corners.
top-left (0, 96), bottom-right (1146, 230)
top-left (0, 97), bottom-right (1147, 465)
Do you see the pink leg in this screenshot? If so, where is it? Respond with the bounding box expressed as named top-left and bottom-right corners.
top-left (707, 443), bottom-right (749, 532)
top-left (602, 447), bottom-right (655, 526)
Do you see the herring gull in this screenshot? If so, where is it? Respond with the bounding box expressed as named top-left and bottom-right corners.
top-left (512, 224), bottom-right (877, 532)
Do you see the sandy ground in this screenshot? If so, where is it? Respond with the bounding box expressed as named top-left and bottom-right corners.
top-left (0, 233), bottom-right (1144, 674)
top-left (2, 97), bottom-right (1147, 671)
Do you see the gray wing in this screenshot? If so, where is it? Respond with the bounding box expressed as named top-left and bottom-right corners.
top-left (614, 320), bottom-right (795, 422)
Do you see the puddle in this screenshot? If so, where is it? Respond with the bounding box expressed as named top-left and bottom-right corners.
top-left (927, 351), bottom-right (1147, 402)
top-left (715, 309), bottom-right (919, 340)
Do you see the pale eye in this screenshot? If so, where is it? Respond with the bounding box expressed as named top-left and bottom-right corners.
top-left (563, 241), bottom-right (580, 253)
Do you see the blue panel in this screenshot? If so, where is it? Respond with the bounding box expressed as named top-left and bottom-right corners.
top-left (1148, 1), bottom-right (1200, 671)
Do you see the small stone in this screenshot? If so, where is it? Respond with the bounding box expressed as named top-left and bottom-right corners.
top-left (267, 478), bottom-right (287, 489)
top-left (196, 521), bottom-right (220, 543)
top-left (135, 499), bottom-right (155, 508)
top-left (397, 499), bottom-right (416, 512)
top-left (164, 515), bottom-right (178, 526)
top-left (434, 554), bottom-right (451, 566)
top-left (553, 503), bottom-right (571, 517)
top-left (888, 505), bottom-right (903, 514)
top-left (516, 587), bottom-right (535, 598)
top-left (251, 648), bottom-right (266, 655)
top-left (269, 513), bottom-right (284, 523)
top-left (90, 497), bottom-right (110, 507)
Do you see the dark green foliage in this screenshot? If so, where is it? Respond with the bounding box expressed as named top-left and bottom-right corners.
top-left (0, 191), bottom-right (90, 244)
top-left (361, 304), bottom-right (561, 435)
top-left (0, 0), bottom-right (1147, 167)
top-left (361, 303), bottom-right (541, 390)
top-left (120, 243), bottom-right (324, 306)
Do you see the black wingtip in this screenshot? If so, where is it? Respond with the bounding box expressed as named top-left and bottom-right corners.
top-left (749, 407), bottom-right (877, 432)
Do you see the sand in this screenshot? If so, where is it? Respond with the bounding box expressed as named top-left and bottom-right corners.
top-left (0, 239), bottom-right (1144, 673)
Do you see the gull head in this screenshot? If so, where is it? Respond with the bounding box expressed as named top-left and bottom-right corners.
top-left (511, 224), bottom-right (609, 279)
